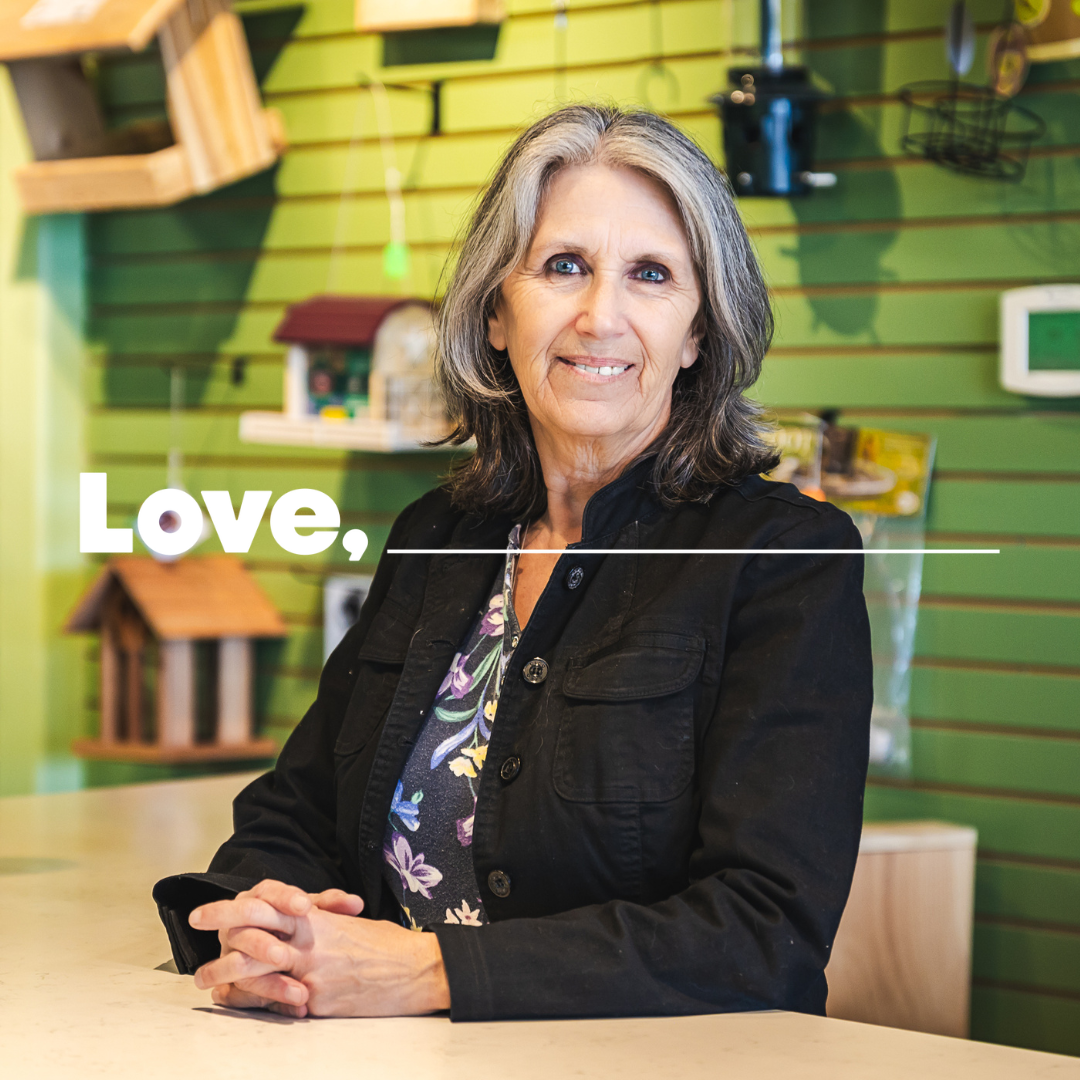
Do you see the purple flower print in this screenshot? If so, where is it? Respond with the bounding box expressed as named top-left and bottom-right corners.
top-left (456, 811), bottom-right (474, 847)
top-left (438, 652), bottom-right (473, 699)
top-left (478, 593), bottom-right (505, 637)
top-left (383, 833), bottom-right (443, 899)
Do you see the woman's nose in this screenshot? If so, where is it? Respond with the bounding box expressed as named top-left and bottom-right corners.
top-left (574, 273), bottom-right (627, 339)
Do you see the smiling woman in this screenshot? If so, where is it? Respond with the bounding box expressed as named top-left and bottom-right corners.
top-left (153, 104), bottom-right (874, 1025)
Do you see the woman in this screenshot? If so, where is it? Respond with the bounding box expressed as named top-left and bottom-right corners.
top-left (154, 104), bottom-right (873, 1022)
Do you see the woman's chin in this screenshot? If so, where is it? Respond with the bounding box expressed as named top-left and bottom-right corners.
top-left (537, 401), bottom-right (659, 447)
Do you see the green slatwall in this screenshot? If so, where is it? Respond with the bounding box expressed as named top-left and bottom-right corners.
top-left (83, 0), bottom-right (1079, 1055)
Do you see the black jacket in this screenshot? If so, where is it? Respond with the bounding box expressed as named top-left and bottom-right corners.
top-left (154, 462), bottom-right (873, 1022)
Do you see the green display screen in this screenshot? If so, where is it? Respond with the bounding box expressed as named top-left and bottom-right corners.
top-left (1029, 310), bottom-right (1080, 371)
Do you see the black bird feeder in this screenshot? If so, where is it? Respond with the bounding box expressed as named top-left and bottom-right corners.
top-left (711, 0), bottom-right (834, 197)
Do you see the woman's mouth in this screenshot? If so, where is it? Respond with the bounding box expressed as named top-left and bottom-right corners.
top-left (560, 358), bottom-right (631, 377)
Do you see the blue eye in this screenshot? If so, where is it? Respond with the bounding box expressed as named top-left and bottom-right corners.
top-left (638, 266), bottom-right (666, 282)
top-left (552, 258), bottom-right (580, 275)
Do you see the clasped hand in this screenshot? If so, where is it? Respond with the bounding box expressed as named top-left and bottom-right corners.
top-left (189, 879), bottom-right (450, 1018)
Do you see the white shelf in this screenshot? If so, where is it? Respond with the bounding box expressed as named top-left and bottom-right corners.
top-left (238, 411), bottom-right (455, 452)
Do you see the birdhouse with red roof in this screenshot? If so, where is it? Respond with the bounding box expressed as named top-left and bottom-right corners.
top-left (66, 556), bottom-right (286, 763)
top-left (239, 295), bottom-right (452, 452)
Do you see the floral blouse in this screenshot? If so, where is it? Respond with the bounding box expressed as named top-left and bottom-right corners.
top-left (381, 526), bottom-right (523, 930)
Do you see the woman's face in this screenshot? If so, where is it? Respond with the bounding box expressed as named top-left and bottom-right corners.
top-left (488, 163), bottom-right (702, 457)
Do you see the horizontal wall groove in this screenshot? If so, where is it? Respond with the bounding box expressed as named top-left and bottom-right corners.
top-left (971, 977), bottom-right (1080, 1004)
top-left (912, 655), bottom-right (1080, 679)
top-left (911, 718), bottom-right (1080, 742)
top-left (932, 470), bottom-right (1080, 485)
top-left (868, 775), bottom-right (1080, 808)
top-left (978, 848), bottom-right (1080, 873)
top-left (767, 345), bottom-right (999, 357)
top-left (90, 239), bottom-right (454, 269)
top-left (770, 276), bottom-right (1080, 299)
top-left (88, 354), bottom-right (282, 367)
top-left (919, 595), bottom-right (1080, 617)
top-left (926, 532), bottom-right (1080, 550)
top-left (819, 140), bottom-right (1080, 173)
top-left (975, 913), bottom-right (1080, 937)
top-left (96, 452), bottom-right (453, 472)
top-left (749, 207), bottom-right (1080, 239)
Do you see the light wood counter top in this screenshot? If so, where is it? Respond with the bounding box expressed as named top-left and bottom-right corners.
top-left (1, 773), bottom-right (1076, 1079)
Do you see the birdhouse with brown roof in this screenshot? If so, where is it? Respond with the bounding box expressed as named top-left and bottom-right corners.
top-left (66, 556), bottom-right (286, 763)
top-left (239, 295), bottom-right (455, 452)
top-left (0, 0), bottom-right (286, 214)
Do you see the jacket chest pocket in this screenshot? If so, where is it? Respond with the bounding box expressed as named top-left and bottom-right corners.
top-left (553, 633), bottom-right (705, 804)
top-left (334, 609), bottom-right (413, 757)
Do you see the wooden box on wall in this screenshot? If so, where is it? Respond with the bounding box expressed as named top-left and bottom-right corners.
top-left (825, 821), bottom-right (979, 1038)
top-left (356, 0), bottom-right (504, 33)
top-left (0, 0), bottom-right (287, 214)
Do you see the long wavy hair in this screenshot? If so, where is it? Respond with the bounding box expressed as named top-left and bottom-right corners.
top-left (435, 103), bottom-right (779, 518)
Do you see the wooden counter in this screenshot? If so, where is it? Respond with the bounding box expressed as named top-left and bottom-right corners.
top-left (1, 774), bottom-right (1076, 1080)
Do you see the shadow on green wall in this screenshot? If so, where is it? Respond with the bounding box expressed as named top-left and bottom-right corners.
top-left (90, 7), bottom-right (303, 409)
top-left (788, 0), bottom-right (900, 340)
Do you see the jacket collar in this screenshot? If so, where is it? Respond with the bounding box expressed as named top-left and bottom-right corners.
top-left (578, 455), bottom-right (662, 543)
top-left (441, 454), bottom-right (663, 552)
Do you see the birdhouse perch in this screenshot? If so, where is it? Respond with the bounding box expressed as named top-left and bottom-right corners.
top-left (0, 0), bottom-right (287, 214)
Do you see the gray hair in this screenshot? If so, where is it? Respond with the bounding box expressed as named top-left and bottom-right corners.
top-left (435, 103), bottom-right (779, 516)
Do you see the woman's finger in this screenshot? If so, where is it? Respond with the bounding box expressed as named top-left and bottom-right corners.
top-left (249, 879), bottom-right (313, 916)
top-left (224, 926), bottom-right (295, 969)
top-left (233, 971), bottom-right (309, 1009)
top-left (194, 948), bottom-right (279, 990)
top-left (211, 983), bottom-right (271, 1010)
top-left (189, 894), bottom-right (297, 935)
top-left (311, 888), bottom-right (364, 916)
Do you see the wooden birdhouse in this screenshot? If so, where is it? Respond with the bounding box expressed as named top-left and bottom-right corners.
top-left (0, 0), bottom-right (286, 214)
top-left (66, 556), bottom-right (286, 763)
top-left (357, 0), bottom-right (505, 33)
top-left (239, 295), bottom-right (455, 452)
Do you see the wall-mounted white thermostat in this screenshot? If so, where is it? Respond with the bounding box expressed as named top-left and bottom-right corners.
top-left (1000, 285), bottom-right (1080, 397)
top-left (324, 574), bottom-right (372, 662)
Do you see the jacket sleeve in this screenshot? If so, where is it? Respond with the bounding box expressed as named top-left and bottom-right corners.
top-left (152, 501), bottom-right (418, 974)
top-left (433, 507), bottom-right (873, 1020)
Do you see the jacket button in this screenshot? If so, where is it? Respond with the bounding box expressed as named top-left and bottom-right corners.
top-left (499, 755), bottom-right (521, 782)
top-left (565, 565), bottom-right (584, 589)
top-left (488, 869), bottom-right (512, 898)
top-left (522, 657), bottom-right (548, 684)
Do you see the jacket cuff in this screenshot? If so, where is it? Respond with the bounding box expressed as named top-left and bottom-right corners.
top-left (152, 872), bottom-right (258, 975)
top-left (431, 924), bottom-right (494, 1021)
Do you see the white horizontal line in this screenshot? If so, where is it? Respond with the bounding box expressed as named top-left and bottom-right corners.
top-left (388, 548), bottom-right (1001, 556)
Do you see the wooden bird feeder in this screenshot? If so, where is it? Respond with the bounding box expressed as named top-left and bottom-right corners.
top-left (66, 555), bottom-right (286, 763)
top-left (357, 0), bottom-right (504, 33)
top-left (239, 295), bottom-right (455, 452)
top-left (0, 0), bottom-right (286, 214)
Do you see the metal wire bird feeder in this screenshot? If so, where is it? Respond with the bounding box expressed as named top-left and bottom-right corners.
top-left (898, 2), bottom-right (1045, 181)
top-left (899, 80), bottom-right (1045, 181)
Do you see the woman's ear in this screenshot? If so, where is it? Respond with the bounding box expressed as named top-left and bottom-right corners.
top-left (679, 311), bottom-right (705, 370)
top-left (487, 299), bottom-right (508, 352)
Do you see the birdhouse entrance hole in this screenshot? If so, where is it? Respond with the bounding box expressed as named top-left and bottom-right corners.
top-left (8, 52), bottom-right (175, 166)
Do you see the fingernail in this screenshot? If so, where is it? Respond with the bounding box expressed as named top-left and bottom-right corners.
top-left (189, 909), bottom-right (202, 925)
top-left (287, 987), bottom-right (303, 1004)
top-left (270, 946), bottom-right (286, 966)
top-left (291, 895), bottom-right (307, 912)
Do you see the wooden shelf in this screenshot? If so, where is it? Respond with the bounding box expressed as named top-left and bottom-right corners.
top-left (239, 410), bottom-right (457, 452)
top-left (72, 737), bottom-right (278, 764)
